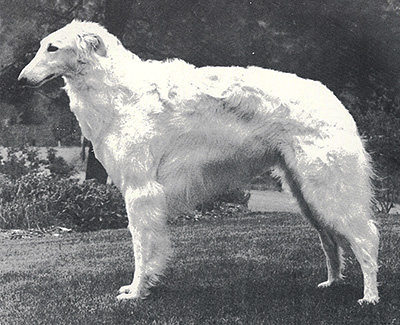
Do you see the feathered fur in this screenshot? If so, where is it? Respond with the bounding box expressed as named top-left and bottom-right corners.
top-left (19, 20), bottom-right (379, 304)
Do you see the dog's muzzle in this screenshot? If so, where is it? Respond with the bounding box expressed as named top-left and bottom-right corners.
top-left (17, 73), bottom-right (56, 88)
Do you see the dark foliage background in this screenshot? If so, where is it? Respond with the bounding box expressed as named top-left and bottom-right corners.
top-left (1, 0), bottom-right (400, 207)
top-left (0, 147), bottom-right (127, 231)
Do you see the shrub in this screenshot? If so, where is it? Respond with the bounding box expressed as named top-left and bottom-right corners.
top-left (46, 148), bottom-right (75, 178)
top-left (0, 170), bottom-right (252, 230)
top-left (373, 174), bottom-right (400, 214)
top-left (0, 173), bottom-right (127, 231)
top-left (196, 188), bottom-right (251, 212)
top-left (0, 147), bottom-right (42, 179)
top-left (0, 147), bottom-right (75, 179)
top-left (54, 179), bottom-right (127, 231)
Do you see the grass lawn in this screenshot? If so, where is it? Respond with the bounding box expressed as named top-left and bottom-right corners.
top-left (1, 211), bottom-right (400, 324)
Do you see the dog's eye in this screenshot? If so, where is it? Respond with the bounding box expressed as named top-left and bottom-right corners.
top-left (47, 44), bottom-right (59, 52)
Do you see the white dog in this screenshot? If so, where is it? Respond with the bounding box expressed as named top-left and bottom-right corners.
top-left (19, 20), bottom-right (379, 304)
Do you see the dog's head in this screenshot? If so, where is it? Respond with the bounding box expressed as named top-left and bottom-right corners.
top-left (18, 20), bottom-right (107, 87)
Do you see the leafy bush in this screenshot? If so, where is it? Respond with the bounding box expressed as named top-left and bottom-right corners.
top-left (0, 147), bottom-right (75, 179)
top-left (0, 147), bottom-right (42, 179)
top-left (0, 173), bottom-right (127, 231)
top-left (373, 174), bottom-right (400, 214)
top-left (54, 179), bottom-right (127, 231)
top-left (46, 148), bottom-right (75, 178)
top-left (0, 170), bottom-right (252, 230)
top-left (197, 188), bottom-right (251, 212)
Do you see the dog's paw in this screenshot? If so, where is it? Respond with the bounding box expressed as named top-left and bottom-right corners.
top-left (116, 284), bottom-right (149, 301)
top-left (117, 284), bottom-right (140, 301)
top-left (117, 292), bottom-right (140, 301)
top-left (317, 280), bottom-right (334, 288)
top-left (357, 296), bottom-right (379, 305)
top-left (317, 276), bottom-right (343, 288)
top-left (118, 284), bottom-right (135, 294)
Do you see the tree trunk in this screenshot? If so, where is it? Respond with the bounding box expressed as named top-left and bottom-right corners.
top-left (84, 0), bottom-right (133, 184)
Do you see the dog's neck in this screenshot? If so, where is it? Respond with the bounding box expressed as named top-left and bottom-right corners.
top-left (63, 66), bottom-right (135, 143)
top-left (62, 53), bottom-right (159, 144)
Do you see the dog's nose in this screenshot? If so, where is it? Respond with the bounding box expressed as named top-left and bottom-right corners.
top-left (17, 76), bottom-right (28, 86)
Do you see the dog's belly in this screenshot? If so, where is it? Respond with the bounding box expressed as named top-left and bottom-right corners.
top-left (156, 146), bottom-right (277, 213)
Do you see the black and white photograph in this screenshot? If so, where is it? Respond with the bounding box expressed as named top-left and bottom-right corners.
top-left (1, 1), bottom-right (399, 324)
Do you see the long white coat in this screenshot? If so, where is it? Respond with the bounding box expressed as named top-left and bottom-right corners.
top-left (19, 20), bottom-right (379, 304)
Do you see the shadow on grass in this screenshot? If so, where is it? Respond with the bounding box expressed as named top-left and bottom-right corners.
top-left (7, 267), bottom-right (390, 325)
top-left (10, 264), bottom-right (394, 325)
top-left (108, 262), bottom-right (386, 325)
top-left (3, 213), bottom-right (400, 324)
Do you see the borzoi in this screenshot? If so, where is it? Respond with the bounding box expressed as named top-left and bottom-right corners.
top-left (18, 20), bottom-right (379, 304)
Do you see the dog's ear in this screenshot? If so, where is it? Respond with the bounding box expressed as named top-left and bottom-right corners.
top-left (78, 33), bottom-right (107, 57)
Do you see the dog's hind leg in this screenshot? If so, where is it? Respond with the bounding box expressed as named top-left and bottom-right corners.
top-left (341, 219), bottom-right (379, 304)
top-left (316, 229), bottom-right (345, 287)
top-left (279, 144), bottom-right (379, 304)
top-left (117, 181), bottom-right (172, 300)
top-left (281, 162), bottom-right (345, 287)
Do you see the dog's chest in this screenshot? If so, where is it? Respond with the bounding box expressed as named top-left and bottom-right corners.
top-left (91, 116), bottom-right (156, 186)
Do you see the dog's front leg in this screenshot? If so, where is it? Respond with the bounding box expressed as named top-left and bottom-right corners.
top-left (117, 181), bottom-right (172, 300)
top-left (117, 222), bottom-right (148, 300)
